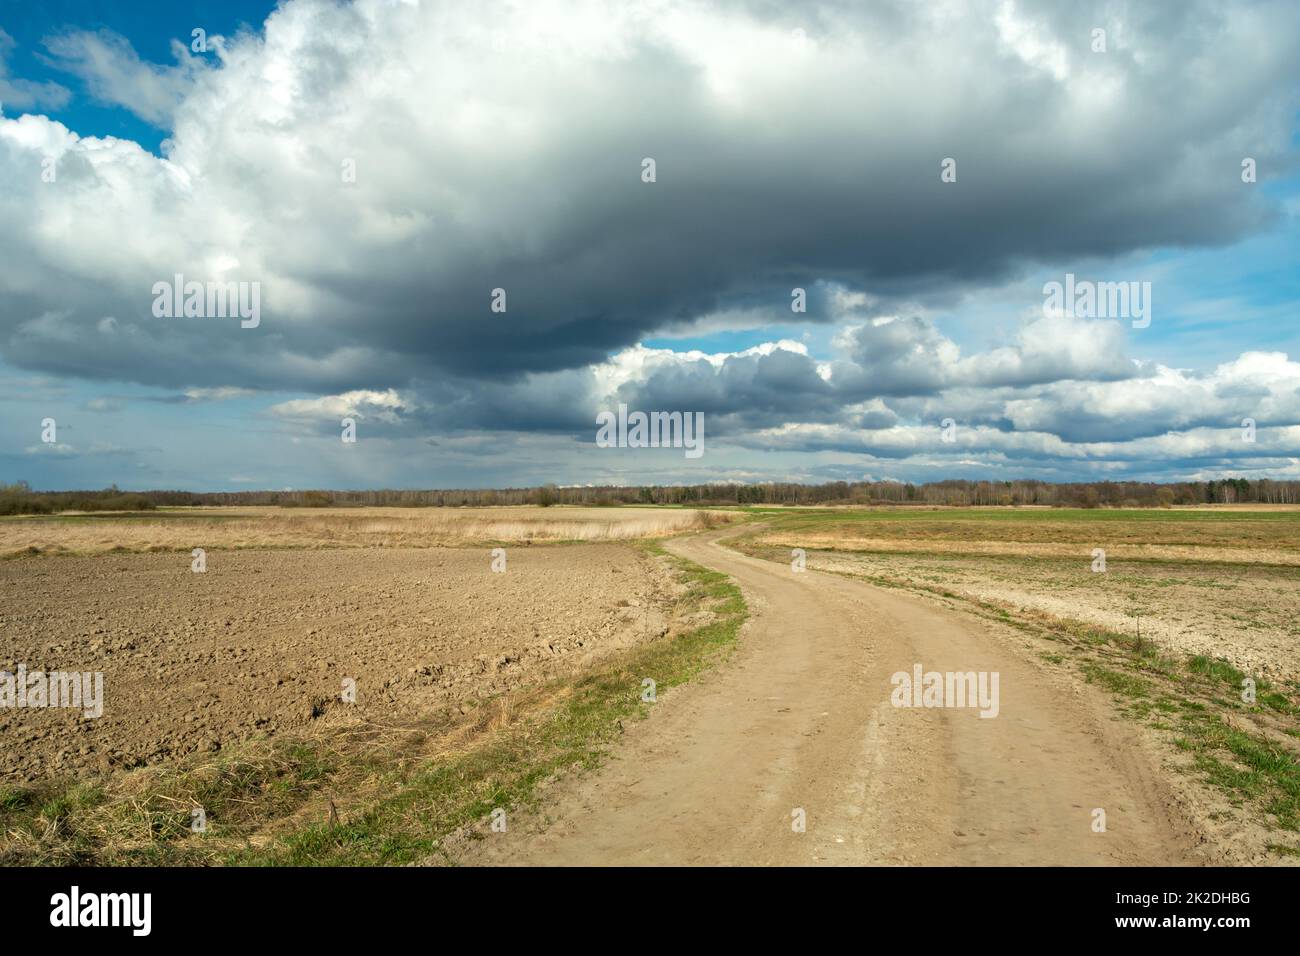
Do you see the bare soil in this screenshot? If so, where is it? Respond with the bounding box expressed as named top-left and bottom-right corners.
top-left (0, 544), bottom-right (677, 783)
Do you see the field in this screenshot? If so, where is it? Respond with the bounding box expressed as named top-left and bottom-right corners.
top-left (6, 502), bottom-right (1300, 865)
top-left (0, 546), bottom-right (684, 783)
top-left (0, 505), bottom-right (731, 558)
top-left (735, 506), bottom-right (1300, 680)
top-left (0, 507), bottom-right (743, 864)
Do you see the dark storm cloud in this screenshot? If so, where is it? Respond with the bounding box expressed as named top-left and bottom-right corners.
top-left (1, 0), bottom-right (1297, 397)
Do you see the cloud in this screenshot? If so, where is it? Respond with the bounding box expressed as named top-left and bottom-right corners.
top-left (0, 0), bottom-right (1298, 489)
top-left (1001, 351), bottom-right (1300, 442)
top-left (834, 313), bottom-right (1136, 396)
top-left (24, 442), bottom-right (77, 456)
top-left (0, 0), bottom-right (1296, 397)
top-left (562, 314), bottom-right (1138, 432)
top-left (182, 386), bottom-right (256, 402)
top-left (267, 388), bottom-right (413, 425)
top-left (39, 29), bottom-right (209, 126)
top-left (0, 29), bottom-right (70, 112)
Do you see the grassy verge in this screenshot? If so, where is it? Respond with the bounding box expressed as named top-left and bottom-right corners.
top-left (0, 543), bottom-right (745, 866)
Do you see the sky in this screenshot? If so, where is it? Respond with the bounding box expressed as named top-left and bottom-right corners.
top-left (0, 0), bottom-right (1298, 492)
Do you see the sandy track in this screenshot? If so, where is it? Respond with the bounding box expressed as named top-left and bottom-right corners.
top-left (456, 526), bottom-right (1201, 866)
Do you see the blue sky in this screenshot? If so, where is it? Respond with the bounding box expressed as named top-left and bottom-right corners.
top-left (1, 0), bottom-right (1298, 491)
top-left (0, 0), bottom-right (275, 152)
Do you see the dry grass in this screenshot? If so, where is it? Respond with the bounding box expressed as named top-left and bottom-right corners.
top-left (735, 505), bottom-right (1300, 681)
top-left (778, 533), bottom-right (1300, 566)
top-left (745, 505), bottom-right (1300, 565)
top-left (0, 505), bottom-right (737, 558)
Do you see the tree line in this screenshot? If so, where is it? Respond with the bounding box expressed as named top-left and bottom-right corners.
top-left (5, 477), bottom-right (1298, 513)
top-left (0, 483), bottom-right (156, 515)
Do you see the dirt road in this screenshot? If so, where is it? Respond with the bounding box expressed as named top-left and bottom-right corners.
top-left (456, 526), bottom-right (1201, 865)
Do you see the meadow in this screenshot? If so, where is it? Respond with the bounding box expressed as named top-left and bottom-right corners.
top-left (0, 505), bottom-right (735, 558)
